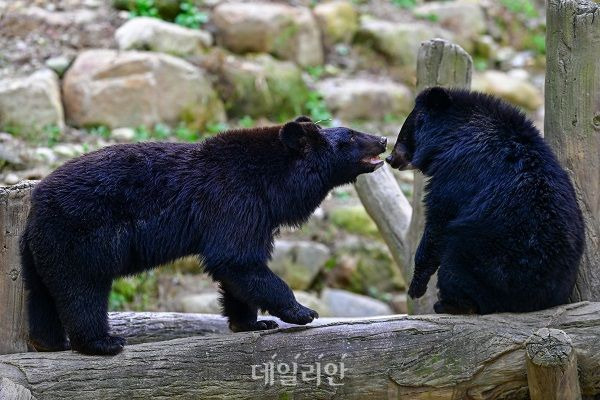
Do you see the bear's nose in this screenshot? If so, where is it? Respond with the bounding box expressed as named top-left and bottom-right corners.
top-left (385, 154), bottom-right (394, 164)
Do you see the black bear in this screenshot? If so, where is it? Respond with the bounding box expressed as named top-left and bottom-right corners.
top-left (386, 87), bottom-right (584, 314)
top-left (21, 116), bottom-right (387, 355)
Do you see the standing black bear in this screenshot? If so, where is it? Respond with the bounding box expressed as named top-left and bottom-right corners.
top-left (21, 117), bottom-right (387, 355)
top-left (386, 87), bottom-right (584, 314)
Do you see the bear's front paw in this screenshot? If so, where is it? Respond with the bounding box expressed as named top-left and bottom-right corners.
top-left (229, 319), bottom-right (279, 332)
top-left (408, 278), bottom-right (428, 299)
top-left (72, 335), bottom-right (127, 356)
top-left (274, 303), bottom-right (319, 325)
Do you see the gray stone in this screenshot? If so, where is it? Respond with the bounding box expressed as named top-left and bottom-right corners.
top-left (414, 1), bottom-right (486, 52)
top-left (355, 16), bottom-right (453, 75)
top-left (293, 291), bottom-right (331, 317)
top-left (45, 56), bottom-right (73, 77)
top-left (0, 69), bottom-right (64, 136)
top-left (63, 50), bottom-right (225, 129)
top-left (321, 289), bottom-right (393, 317)
top-left (472, 70), bottom-right (543, 110)
top-left (178, 292), bottom-right (222, 314)
top-left (313, 1), bottom-right (359, 46)
top-left (111, 127), bottom-right (136, 142)
top-left (213, 2), bottom-right (323, 67)
top-left (317, 77), bottom-right (413, 121)
top-left (270, 239), bottom-right (331, 290)
top-left (115, 17), bottom-right (212, 57)
top-left (211, 53), bottom-right (311, 119)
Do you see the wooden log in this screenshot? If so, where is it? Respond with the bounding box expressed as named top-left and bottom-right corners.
top-left (0, 182), bottom-right (35, 355)
top-left (354, 166), bottom-right (412, 279)
top-left (0, 378), bottom-right (35, 400)
top-left (408, 39), bottom-right (473, 314)
top-left (2, 301), bottom-right (600, 400)
top-left (545, 0), bottom-right (600, 302)
top-left (525, 328), bottom-right (581, 400)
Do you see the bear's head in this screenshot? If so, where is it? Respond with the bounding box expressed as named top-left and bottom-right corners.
top-left (280, 116), bottom-right (387, 185)
top-left (385, 86), bottom-right (457, 171)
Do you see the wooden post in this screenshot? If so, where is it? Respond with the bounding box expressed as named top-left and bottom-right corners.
top-left (545, 0), bottom-right (600, 302)
top-left (0, 182), bottom-right (34, 354)
top-left (408, 39), bottom-right (473, 314)
top-left (355, 166), bottom-right (412, 280)
top-left (525, 328), bottom-right (582, 400)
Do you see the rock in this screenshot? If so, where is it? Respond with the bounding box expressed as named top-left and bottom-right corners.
top-left (21, 6), bottom-right (97, 26)
top-left (270, 239), bottom-right (331, 290)
top-left (321, 289), bottom-right (393, 317)
top-left (0, 70), bottom-right (64, 136)
top-left (0, 133), bottom-right (33, 169)
top-left (34, 147), bottom-right (58, 165)
top-left (294, 291), bottom-right (331, 317)
top-left (115, 17), bottom-right (212, 57)
top-left (3, 173), bottom-right (20, 185)
top-left (313, 1), bottom-right (359, 46)
top-left (213, 2), bottom-right (323, 67)
top-left (414, 1), bottom-right (486, 52)
top-left (178, 292), bottom-right (222, 314)
top-left (317, 78), bottom-right (413, 121)
top-left (63, 50), bottom-right (226, 130)
top-left (355, 17), bottom-right (452, 75)
top-left (111, 127), bottom-right (136, 142)
top-left (327, 238), bottom-right (405, 295)
top-left (474, 35), bottom-right (498, 60)
top-left (472, 70), bottom-right (543, 110)
top-left (52, 144), bottom-right (83, 158)
top-left (211, 53), bottom-right (310, 119)
top-left (45, 56), bottom-right (73, 77)
top-left (390, 293), bottom-right (408, 314)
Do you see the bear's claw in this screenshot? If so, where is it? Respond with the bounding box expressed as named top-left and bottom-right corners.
top-left (275, 304), bottom-right (319, 325)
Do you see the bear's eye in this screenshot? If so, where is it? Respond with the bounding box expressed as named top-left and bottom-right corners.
top-left (350, 135), bottom-right (356, 142)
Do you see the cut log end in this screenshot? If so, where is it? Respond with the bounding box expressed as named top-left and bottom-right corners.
top-left (525, 328), bottom-right (573, 367)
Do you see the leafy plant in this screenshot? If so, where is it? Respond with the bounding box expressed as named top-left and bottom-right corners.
top-left (153, 123), bottom-right (172, 139)
top-left (89, 125), bottom-right (111, 139)
top-left (238, 115), bottom-right (255, 129)
top-left (306, 65), bottom-right (325, 80)
top-left (500, 0), bottom-right (538, 18)
top-left (205, 121), bottom-right (229, 136)
top-left (304, 91), bottom-right (332, 126)
top-left (109, 272), bottom-right (157, 311)
top-left (175, 1), bottom-right (208, 29)
top-left (129, 0), bottom-right (160, 18)
top-left (414, 12), bottom-right (439, 22)
top-left (42, 124), bottom-right (62, 147)
top-left (391, 0), bottom-right (417, 10)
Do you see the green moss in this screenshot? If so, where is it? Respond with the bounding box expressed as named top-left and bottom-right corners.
top-left (109, 272), bottom-right (158, 311)
top-left (329, 205), bottom-right (380, 239)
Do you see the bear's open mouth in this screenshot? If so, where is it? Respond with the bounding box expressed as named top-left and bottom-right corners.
top-left (362, 155), bottom-right (384, 169)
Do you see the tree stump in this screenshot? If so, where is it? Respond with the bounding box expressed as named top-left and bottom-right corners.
top-left (545, 0), bottom-right (600, 302)
top-left (0, 182), bottom-right (35, 354)
top-left (525, 328), bottom-right (581, 400)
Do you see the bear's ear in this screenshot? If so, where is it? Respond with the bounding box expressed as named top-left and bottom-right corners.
top-left (422, 87), bottom-right (452, 111)
top-left (280, 121), bottom-right (308, 151)
top-left (294, 115), bottom-right (313, 123)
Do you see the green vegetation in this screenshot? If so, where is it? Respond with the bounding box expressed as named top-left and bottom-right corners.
top-left (304, 91), bottom-right (333, 126)
top-left (109, 272), bottom-right (158, 311)
top-left (174, 1), bottom-right (209, 29)
top-left (330, 205), bottom-right (380, 239)
top-left (500, 0), bottom-right (538, 18)
top-left (43, 124), bottom-right (62, 147)
top-left (306, 65), bottom-right (325, 80)
top-left (391, 0), bottom-right (417, 10)
top-left (89, 125), bottom-right (111, 139)
top-left (127, 0), bottom-right (208, 29)
top-left (414, 12), bottom-right (439, 22)
top-left (237, 115), bottom-right (255, 129)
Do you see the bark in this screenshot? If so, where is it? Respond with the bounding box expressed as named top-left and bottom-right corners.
top-left (545, 0), bottom-right (600, 302)
top-left (408, 39), bottom-right (473, 314)
top-left (354, 166), bottom-right (412, 279)
top-left (1, 302), bottom-right (599, 400)
top-left (0, 182), bottom-right (35, 355)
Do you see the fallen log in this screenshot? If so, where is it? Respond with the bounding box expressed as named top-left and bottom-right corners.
top-left (1, 302), bottom-right (599, 400)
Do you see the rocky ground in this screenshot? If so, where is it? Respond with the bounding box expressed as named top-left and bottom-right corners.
top-left (0, 0), bottom-right (547, 316)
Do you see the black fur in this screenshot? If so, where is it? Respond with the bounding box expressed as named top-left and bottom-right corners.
top-left (386, 88), bottom-right (584, 314)
top-left (21, 117), bottom-right (387, 355)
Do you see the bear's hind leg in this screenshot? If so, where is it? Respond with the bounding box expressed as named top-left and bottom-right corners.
top-left (220, 284), bottom-right (278, 332)
top-left (50, 277), bottom-right (126, 355)
top-left (26, 277), bottom-right (70, 352)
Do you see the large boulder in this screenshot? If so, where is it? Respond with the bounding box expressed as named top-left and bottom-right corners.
top-left (270, 240), bottom-right (331, 290)
top-left (313, 1), bottom-right (359, 46)
top-left (355, 17), bottom-right (453, 75)
top-left (0, 70), bottom-right (64, 137)
top-left (115, 17), bottom-right (212, 57)
top-left (62, 50), bottom-right (225, 129)
top-left (210, 53), bottom-right (311, 119)
top-left (213, 2), bottom-right (323, 67)
top-left (321, 289), bottom-right (392, 317)
top-left (414, 1), bottom-right (486, 52)
top-left (317, 77), bottom-right (413, 121)
top-left (472, 70), bottom-right (543, 111)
